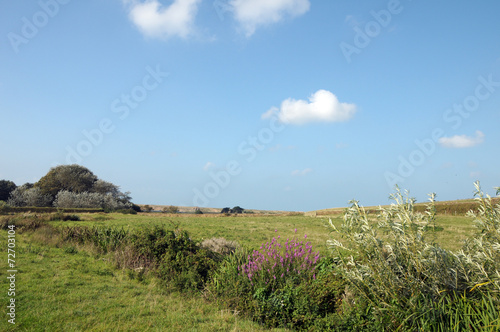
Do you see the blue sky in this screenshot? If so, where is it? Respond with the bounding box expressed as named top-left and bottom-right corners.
top-left (1, 0), bottom-right (499, 211)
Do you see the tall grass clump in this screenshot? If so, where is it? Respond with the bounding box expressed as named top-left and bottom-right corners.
top-left (61, 225), bottom-right (128, 253)
top-left (328, 182), bottom-right (500, 330)
top-left (208, 232), bottom-right (345, 330)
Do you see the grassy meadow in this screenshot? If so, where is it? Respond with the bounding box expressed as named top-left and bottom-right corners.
top-left (49, 212), bottom-right (476, 252)
top-left (1, 192), bottom-right (499, 331)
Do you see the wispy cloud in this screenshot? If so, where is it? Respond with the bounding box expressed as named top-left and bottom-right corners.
top-left (230, 0), bottom-right (310, 37)
top-left (439, 131), bottom-right (485, 148)
top-left (203, 161), bottom-right (215, 171)
top-left (125, 0), bottom-right (201, 39)
top-left (262, 90), bottom-right (357, 125)
top-left (291, 168), bottom-right (312, 176)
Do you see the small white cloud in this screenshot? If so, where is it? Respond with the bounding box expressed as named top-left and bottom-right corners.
top-left (263, 90), bottom-right (357, 125)
top-left (291, 168), bottom-right (312, 176)
top-left (284, 186), bottom-right (292, 191)
top-left (439, 131), bottom-right (484, 148)
top-left (126, 0), bottom-right (201, 39)
top-left (203, 162), bottom-right (215, 171)
top-left (230, 0), bottom-right (310, 37)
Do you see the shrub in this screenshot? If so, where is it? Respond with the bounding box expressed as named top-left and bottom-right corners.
top-left (49, 212), bottom-right (81, 221)
top-left (207, 232), bottom-right (344, 329)
top-left (53, 190), bottom-right (132, 211)
top-left (127, 226), bottom-right (218, 292)
top-left (162, 205), bottom-right (179, 214)
top-left (0, 200), bottom-right (9, 214)
top-left (8, 186), bottom-right (52, 207)
top-left (328, 183), bottom-right (500, 330)
top-left (142, 205), bottom-right (153, 212)
top-left (115, 208), bottom-right (137, 215)
top-left (0, 180), bottom-right (16, 201)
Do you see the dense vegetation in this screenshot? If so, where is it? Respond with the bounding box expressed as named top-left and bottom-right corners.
top-left (0, 165), bottom-right (135, 211)
top-left (1, 182), bottom-right (499, 330)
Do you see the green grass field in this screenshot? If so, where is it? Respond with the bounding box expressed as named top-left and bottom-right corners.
top-left (0, 227), bottom-right (285, 332)
top-left (49, 212), bottom-right (477, 252)
top-left (0, 211), bottom-right (485, 330)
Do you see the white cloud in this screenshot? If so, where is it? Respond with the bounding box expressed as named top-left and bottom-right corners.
top-left (262, 90), bottom-right (357, 125)
top-left (126, 0), bottom-right (201, 39)
top-left (439, 131), bottom-right (485, 148)
top-left (230, 0), bottom-right (310, 37)
top-left (291, 168), bottom-right (312, 176)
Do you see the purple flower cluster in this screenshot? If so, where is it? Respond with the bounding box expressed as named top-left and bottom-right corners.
top-left (238, 233), bottom-right (321, 288)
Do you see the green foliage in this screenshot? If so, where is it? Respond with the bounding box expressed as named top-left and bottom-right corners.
top-left (207, 234), bottom-right (344, 330)
top-left (114, 208), bottom-right (137, 215)
top-left (328, 183), bottom-right (500, 330)
top-left (0, 179), bottom-right (16, 201)
top-left (36, 164), bottom-right (98, 197)
top-left (142, 205), bottom-right (153, 212)
top-left (0, 213), bottom-right (48, 232)
top-left (61, 226), bottom-right (128, 253)
top-left (162, 205), bottom-right (179, 214)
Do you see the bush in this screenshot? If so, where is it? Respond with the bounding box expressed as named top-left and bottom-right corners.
top-left (328, 182), bottom-right (500, 330)
top-left (115, 208), bottom-right (137, 215)
top-left (207, 232), bottom-right (344, 329)
top-left (142, 205), bottom-right (153, 212)
top-left (8, 186), bottom-right (52, 207)
top-left (128, 226), bottom-right (219, 292)
top-left (53, 190), bottom-right (132, 211)
top-left (162, 205), bottom-right (179, 214)
top-left (49, 212), bottom-right (81, 221)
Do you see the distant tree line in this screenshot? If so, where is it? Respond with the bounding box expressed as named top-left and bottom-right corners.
top-left (221, 206), bottom-right (244, 214)
top-left (0, 165), bottom-right (136, 211)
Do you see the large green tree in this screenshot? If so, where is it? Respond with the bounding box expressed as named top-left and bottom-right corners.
top-left (0, 180), bottom-right (16, 201)
top-left (35, 164), bottom-right (98, 197)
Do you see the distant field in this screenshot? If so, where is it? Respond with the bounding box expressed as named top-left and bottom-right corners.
top-left (314, 197), bottom-right (499, 216)
top-left (49, 212), bottom-right (477, 252)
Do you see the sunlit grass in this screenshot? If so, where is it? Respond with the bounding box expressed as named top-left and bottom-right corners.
top-left (0, 230), bottom-right (284, 332)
